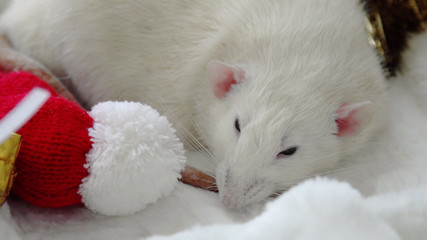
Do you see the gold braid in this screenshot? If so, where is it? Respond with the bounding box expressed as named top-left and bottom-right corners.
top-left (364, 0), bottom-right (427, 76)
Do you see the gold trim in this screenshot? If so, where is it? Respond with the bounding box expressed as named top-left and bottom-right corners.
top-left (365, 5), bottom-right (390, 75)
top-left (365, 9), bottom-right (388, 60)
top-left (410, 0), bottom-right (426, 29)
top-left (0, 133), bottom-right (22, 206)
top-left (365, 0), bottom-right (427, 76)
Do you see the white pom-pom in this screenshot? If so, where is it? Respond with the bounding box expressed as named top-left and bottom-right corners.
top-left (78, 101), bottom-right (186, 216)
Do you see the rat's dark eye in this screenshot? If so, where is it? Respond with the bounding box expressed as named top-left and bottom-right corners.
top-left (278, 146), bottom-right (298, 157)
top-left (235, 118), bottom-right (240, 133)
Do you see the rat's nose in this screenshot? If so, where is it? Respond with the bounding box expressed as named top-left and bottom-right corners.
top-left (220, 193), bottom-right (243, 209)
top-left (221, 195), bottom-right (237, 209)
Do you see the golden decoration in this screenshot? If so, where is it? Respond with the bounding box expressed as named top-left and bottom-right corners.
top-left (0, 133), bottom-right (22, 206)
top-left (365, 0), bottom-right (427, 76)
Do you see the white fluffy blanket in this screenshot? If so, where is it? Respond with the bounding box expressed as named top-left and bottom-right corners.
top-left (1, 30), bottom-right (427, 240)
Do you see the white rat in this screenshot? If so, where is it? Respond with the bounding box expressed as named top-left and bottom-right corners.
top-left (0, 0), bottom-right (386, 208)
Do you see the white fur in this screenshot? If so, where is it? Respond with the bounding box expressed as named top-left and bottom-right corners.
top-left (401, 31), bottom-right (427, 110)
top-left (0, 203), bottom-right (22, 240)
top-left (147, 178), bottom-right (427, 240)
top-left (0, 0), bottom-right (386, 208)
top-left (148, 178), bottom-right (401, 240)
top-left (79, 101), bottom-right (186, 216)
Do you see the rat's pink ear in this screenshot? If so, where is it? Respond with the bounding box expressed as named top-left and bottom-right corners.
top-left (207, 60), bottom-right (244, 99)
top-left (334, 101), bottom-right (374, 137)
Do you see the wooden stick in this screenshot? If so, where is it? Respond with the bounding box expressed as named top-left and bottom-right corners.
top-left (180, 166), bottom-right (218, 192)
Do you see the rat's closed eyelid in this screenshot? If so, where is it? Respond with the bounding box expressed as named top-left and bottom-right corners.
top-left (235, 118), bottom-right (240, 133)
top-left (277, 146), bottom-right (298, 157)
top-left (233, 113), bottom-right (250, 133)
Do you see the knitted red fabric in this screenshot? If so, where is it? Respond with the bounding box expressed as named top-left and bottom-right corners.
top-left (0, 71), bottom-right (93, 208)
top-left (0, 71), bottom-right (59, 98)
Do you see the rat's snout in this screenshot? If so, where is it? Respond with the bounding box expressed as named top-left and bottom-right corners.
top-left (221, 193), bottom-right (243, 209)
top-left (216, 132), bottom-right (276, 209)
top-left (217, 166), bottom-right (268, 209)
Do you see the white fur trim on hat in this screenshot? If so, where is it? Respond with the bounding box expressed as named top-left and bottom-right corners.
top-left (78, 101), bottom-right (186, 216)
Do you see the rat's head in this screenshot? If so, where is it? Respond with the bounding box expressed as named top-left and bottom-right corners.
top-left (204, 60), bottom-right (377, 209)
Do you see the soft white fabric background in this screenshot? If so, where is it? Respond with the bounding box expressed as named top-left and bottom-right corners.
top-left (1, 30), bottom-right (426, 240)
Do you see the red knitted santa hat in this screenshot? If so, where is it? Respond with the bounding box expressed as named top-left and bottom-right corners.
top-left (0, 71), bottom-right (186, 216)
